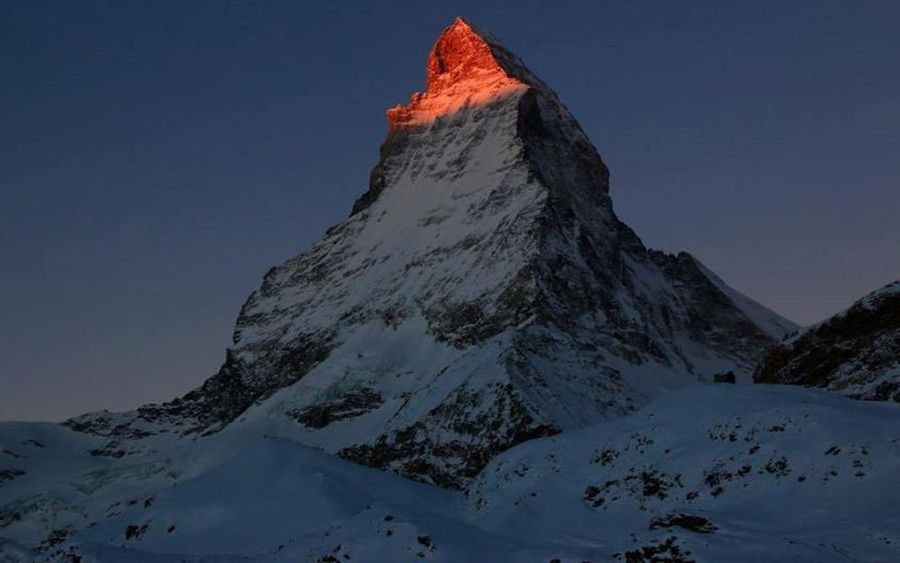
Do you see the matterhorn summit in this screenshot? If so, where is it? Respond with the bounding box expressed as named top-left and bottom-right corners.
top-left (385, 18), bottom-right (531, 131)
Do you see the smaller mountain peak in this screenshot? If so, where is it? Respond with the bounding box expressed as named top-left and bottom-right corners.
top-left (387, 18), bottom-right (529, 131)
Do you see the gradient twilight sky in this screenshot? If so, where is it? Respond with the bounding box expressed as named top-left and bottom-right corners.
top-left (1, 1), bottom-right (898, 421)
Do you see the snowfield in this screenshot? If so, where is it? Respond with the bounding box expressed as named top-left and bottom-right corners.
top-left (2, 383), bottom-right (898, 562)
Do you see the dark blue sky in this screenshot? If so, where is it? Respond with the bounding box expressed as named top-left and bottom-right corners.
top-left (2, 1), bottom-right (898, 421)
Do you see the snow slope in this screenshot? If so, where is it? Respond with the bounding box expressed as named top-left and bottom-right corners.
top-left (694, 260), bottom-right (798, 341)
top-left (2, 384), bottom-right (897, 561)
top-left (467, 383), bottom-right (900, 561)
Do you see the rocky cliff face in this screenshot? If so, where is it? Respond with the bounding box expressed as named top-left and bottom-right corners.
top-left (755, 281), bottom-right (899, 401)
top-left (65, 18), bottom-right (796, 488)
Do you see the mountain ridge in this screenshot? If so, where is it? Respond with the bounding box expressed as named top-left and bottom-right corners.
top-left (755, 280), bottom-right (899, 401)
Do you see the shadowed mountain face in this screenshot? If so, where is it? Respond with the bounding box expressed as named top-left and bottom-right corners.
top-left (756, 281), bottom-right (900, 402)
top-left (64, 18), bottom-right (796, 488)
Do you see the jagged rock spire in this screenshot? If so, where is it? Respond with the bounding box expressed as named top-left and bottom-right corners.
top-left (387, 18), bottom-right (532, 131)
top-left (426, 18), bottom-right (513, 91)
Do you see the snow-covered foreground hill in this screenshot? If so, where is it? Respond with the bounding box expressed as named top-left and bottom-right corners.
top-left (2, 383), bottom-right (897, 562)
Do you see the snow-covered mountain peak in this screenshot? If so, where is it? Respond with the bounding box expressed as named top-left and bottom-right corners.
top-left (426, 18), bottom-right (512, 87)
top-left (387, 18), bottom-right (534, 131)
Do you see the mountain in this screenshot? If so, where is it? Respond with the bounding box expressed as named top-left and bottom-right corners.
top-left (755, 280), bottom-right (899, 401)
top-left (14, 18), bottom-right (899, 562)
top-left (60, 18), bottom-right (797, 490)
top-left (62, 18), bottom-right (796, 489)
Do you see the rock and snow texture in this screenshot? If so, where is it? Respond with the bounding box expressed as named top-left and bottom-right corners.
top-left (2, 385), bottom-right (898, 561)
top-left (755, 280), bottom-right (900, 401)
top-left (62, 17), bottom-right (796, 489)
top-left (465, 384), bottom-right (900, 562)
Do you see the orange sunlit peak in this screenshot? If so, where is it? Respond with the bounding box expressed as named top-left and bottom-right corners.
top-left (386, 17), bottom-right (527, 132)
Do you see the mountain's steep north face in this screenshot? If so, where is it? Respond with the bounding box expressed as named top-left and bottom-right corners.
top-left (64, 17), bottom-right (797, 488)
